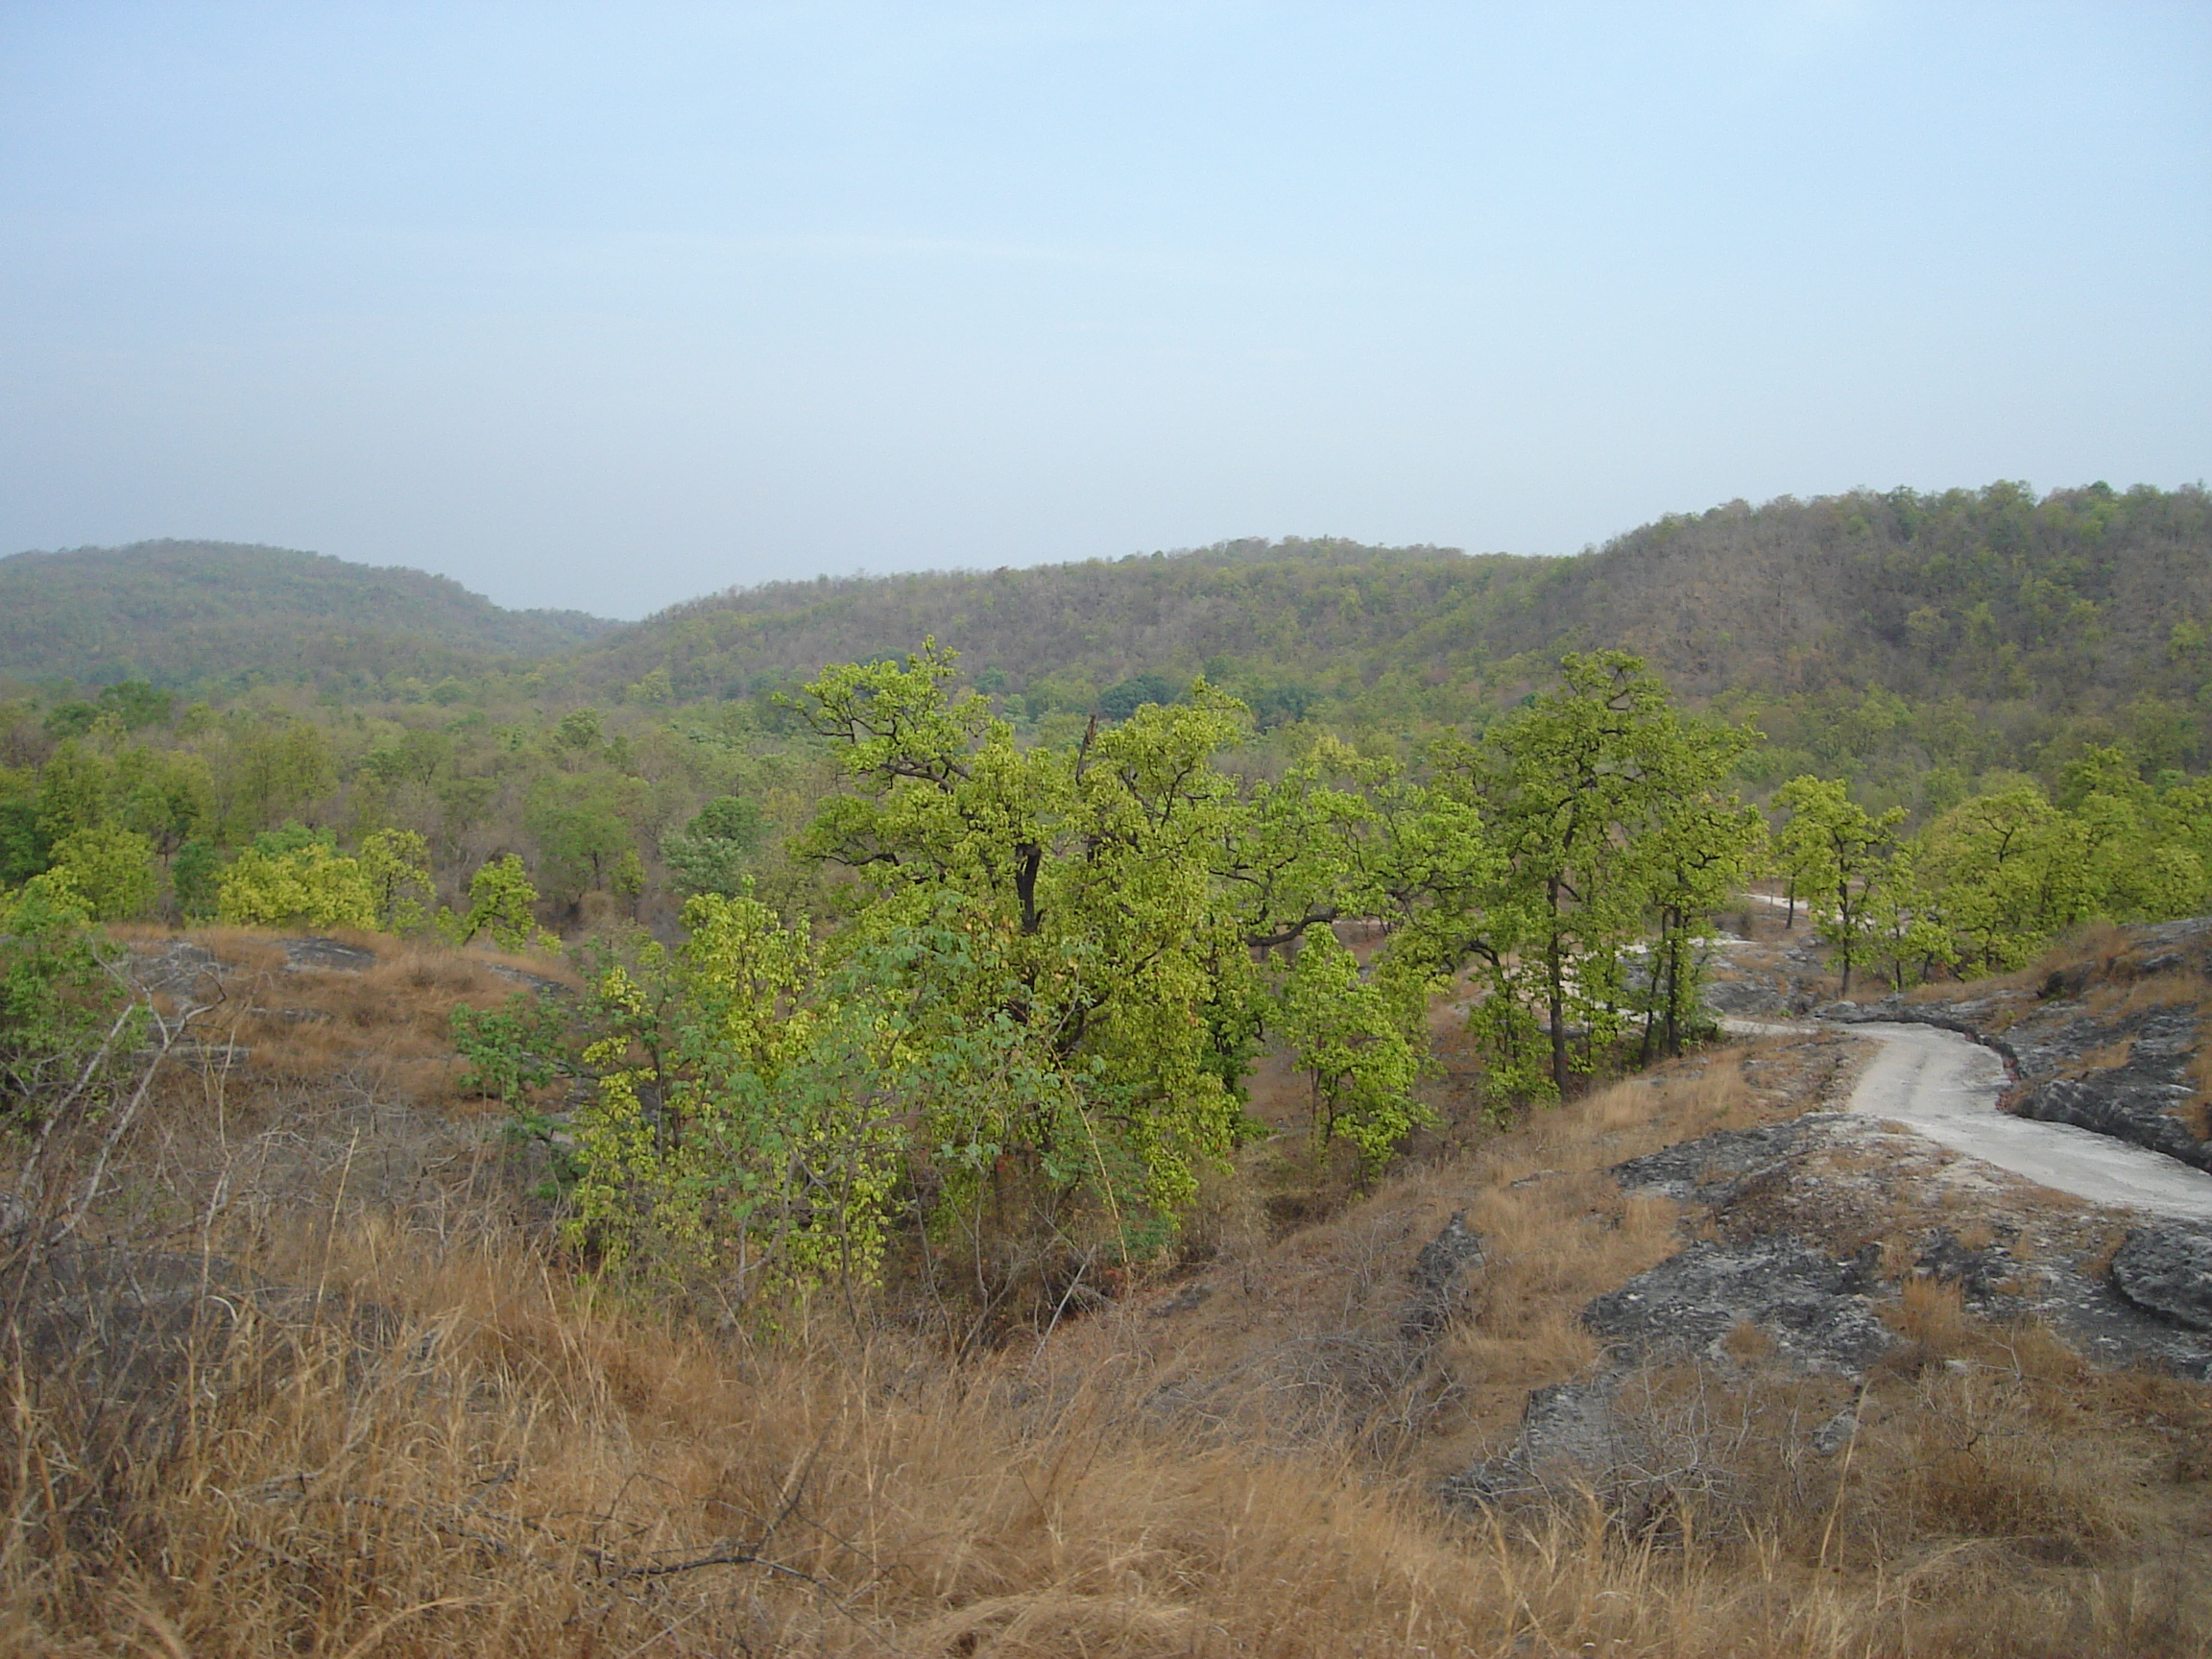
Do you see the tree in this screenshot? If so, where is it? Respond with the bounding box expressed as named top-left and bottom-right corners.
top-left (1630, 743), bottom-right (1766, 1060)
top-left (1440, 652), bottom-right (1731, 1097)
top-left (1912, 785), bottom-right (2069, 972)
top-left (1276, 927), bottom-right (1424, 1164)
top-left (221, 718), bottom-right (334, 838)
top-left (170, 837), bottom-right (222, 923)
top-left (442, 854), bottom-right (545, 950)
top-left (358, 828), bottom-right (434, 931)
top-left (1097, 672), bottom-right (1178, 721)
top-left (525, 776), bottom-right (636, 904)
top-left (661, 795), bottom-right (763, 899)
top-left (792, 641), bottom-right (1405, 1252)
top-left (1771, 777), bottom-right (1905, 996)
top-left (216, 826), bottom-right (377, 930)
top-left (45, 827), bottom-right (157, 923)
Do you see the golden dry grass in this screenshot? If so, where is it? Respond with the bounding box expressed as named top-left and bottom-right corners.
top-left (2, 930), bottom-right (2207, 1656)
top-left (6, 1214), bottom-right (2203, 1659)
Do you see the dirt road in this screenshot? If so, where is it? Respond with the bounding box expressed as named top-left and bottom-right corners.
top-left (1842, 1021), bottom-right (2212, 1220)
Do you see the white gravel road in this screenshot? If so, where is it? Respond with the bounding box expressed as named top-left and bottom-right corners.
top-left (1842, 1022), bottom-right (2212, 1220)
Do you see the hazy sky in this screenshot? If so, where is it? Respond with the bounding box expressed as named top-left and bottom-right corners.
top-left (2, 4), bottom-right (2206, 617)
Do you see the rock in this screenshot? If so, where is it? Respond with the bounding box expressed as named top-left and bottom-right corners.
top-left (2007, 1004), bottom-right (2210, 1172)
top-left (1913, 1227), bottom-right (2019, 1302)
top-left (1582, 1238), bottom-right (1893, 1376)
top-left (1150, 1283), bottom-right (1213, 1318)
top-left (1402, 1211), bottom-right (1483, 1340)
top-left (1445, 1376), bottom-right (1629, 1508)
top-left (281, 937), bottom-right (379, 973)
top-left (1811, 1407), bottom-right (1859, 1455)
top-left (2111, 1224), bottom-right (2212, 1333)
top-left (1611, 1118), bottom-right (1815, 1206)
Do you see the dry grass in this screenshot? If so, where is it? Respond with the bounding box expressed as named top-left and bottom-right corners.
top-left (9, 1216), bottom-right (2202, 1659)
top-left (1, 930), bottom-right (2206, 1656)
top-left (134, 928), bottom-right (575, 1113)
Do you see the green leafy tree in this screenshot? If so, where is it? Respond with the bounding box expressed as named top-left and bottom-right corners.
top-left (1097, 672), bottom-right (1178, 720)
top-left (221, 718), bottom-right (335, 838)
top-left (1629, 749), bottom-right (1766, 1060)
top-left (358, 828), bottom-right (435, 931)
top-left (1772, 776), bottom-right (1905, 997)
top-left (443, 854), bottom-right (544, 950)
top-left (568, 888), bottom-right (903, 1295)
top-left (525, 776), bottom-right (636, 903)
top-left (1441, 652), bottom-right (1727, 1097)
top-left (113, 746), bottom-right (214, 854)
top-left (45, 827), bottom-right (157, 923)
top-left (170, 836), bottom-right (223, 923)
top-left (662, 795), bottom-right (763, 899)
top-left (0, 769), bottom-right (49, 887)
top-left (1276, 927), bottom-right (1425, 1164)
top-left (0, 873), bottom-right (142, 1137)
top-left (1913, 785), bottom-right (2072, 972)
top-left (218, 827), bottom-right (378, 930)
top-left (793, 641), bottom-right (1399, 1244)
top-left (36, 740), bottom-right (111, 844)
top-left (1863, 842), bottom-right (1957, 993)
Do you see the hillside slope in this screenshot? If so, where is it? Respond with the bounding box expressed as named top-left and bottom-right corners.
top-left (573, 483), bottom-right (2210, 752)
top-left (0, 540), bottom-right (621, 689)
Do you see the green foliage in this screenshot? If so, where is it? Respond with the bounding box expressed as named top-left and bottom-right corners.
top-left (1772, 776), bottom-right (1906, 996)
top-left (1438, 652), bottom-right (1757, 1095)
top-left (452, 992), bottom-right (582, 1191)
top-left (358, 828), bottom-right (434, 931)
top-left (794, 642), bottom-right (1296, 1225)
top-left (1097, 672), bottom-right (1179, 720)
top-left (0, 539), bottom-right (616, 689)
top-left (443, 854), bottom-right (543, 950)
top-left (523, 775), bottom-right (633, 902)
top-left (0, 772), bottom-right (48, 888)
top-left (222, 719), bottom-right (335, 839)
top-left (45, 827), bottom-right (156, 922)
top-left (566, 888), bottom-right (899, 1296)
top-left (216, 824), bottom-right (378, 930)
top-left (0, 874), bottom-right (140, 1131)
top-left (1276, 929), bottom-right (1426, 1164)
top-left (171, 836), bottom-right (222, 922)
top-left (97, 680), bottom-right (175, 731)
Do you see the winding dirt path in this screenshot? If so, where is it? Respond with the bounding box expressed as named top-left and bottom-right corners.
top-left (1722, 1015), bottom-right (2212, 1218)
top-left (1842, 1022), bottom-right (2212, 1220)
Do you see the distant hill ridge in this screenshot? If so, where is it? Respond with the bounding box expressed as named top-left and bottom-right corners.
top-left (11, 485), bottom-right (2208, 733)
top-left (565, 482), bottom-right (2211, 719)
top-left (0, 540), bottom-right (621, 688)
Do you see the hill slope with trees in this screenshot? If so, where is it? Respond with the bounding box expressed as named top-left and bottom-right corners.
top-left (556, 480), bottom-right (2209, 786)
top-left (0, 540), bottom-right (621, 690)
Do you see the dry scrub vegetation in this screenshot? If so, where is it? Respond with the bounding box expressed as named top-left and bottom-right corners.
top-left (2, 930), bottom-right (2208, 1656)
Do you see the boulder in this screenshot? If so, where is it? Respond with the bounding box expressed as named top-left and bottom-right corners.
top-left (2111, 1224), bottom-right (2212, 1333)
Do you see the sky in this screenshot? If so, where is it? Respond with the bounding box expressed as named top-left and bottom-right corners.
top-left (1, 4), bottom-right (2207, 619)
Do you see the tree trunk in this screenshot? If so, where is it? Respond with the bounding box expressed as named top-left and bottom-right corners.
top-left (1539, 876), bottom-right (1575, 1096)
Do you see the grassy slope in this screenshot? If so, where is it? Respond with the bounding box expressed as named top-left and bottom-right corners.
top-left (0, 540), bottom-right (621, 689)
top-left (5, 920), bottom-right (2206, 1656)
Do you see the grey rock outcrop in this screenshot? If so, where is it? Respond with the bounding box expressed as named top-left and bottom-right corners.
top-left (1582, 1238), bottom-right (1893, 1376)
top-left (1402, 1210), bottom-right (1483, 1341)
top-left (2111, 1223), bottom-right (2212, 1332)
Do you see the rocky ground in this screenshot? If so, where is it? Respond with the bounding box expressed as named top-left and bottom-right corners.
top-left (1512, 916), bottom-right (2210, 1507)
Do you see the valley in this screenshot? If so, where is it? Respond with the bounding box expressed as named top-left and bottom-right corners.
top-left (3, 482), bottom-right (2210, 1655)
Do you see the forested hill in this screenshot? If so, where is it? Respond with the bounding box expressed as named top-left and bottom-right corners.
top-left (574, 536), bottom-right (1545, 708)
top-left (0, 541), bottom-right (620, 688)
top-left (573, 482), bottom-right (2210, 723)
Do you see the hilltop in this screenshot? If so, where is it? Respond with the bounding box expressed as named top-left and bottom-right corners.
top-left (0, 540), bottom-right (622, 690)
top-left (559, 481), bottom-right (2210, 777)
